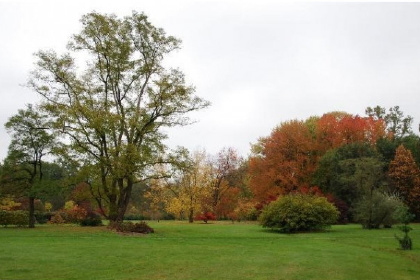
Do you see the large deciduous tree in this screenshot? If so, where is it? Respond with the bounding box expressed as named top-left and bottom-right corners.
top-left (28, 11), bottom-right (209, 223)
top-left (249, 120), bottom-right (317, 202)
top-left (2, 104), bottom-right (54, 227)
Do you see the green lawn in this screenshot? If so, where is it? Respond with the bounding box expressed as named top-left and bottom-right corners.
top-left (1, 221), bottom-right (419, 280)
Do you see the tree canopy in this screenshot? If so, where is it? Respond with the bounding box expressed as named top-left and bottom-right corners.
top-left (28, 11), bottom-right (209, 222)
top-left (2, 104), bottom-right (54, 227)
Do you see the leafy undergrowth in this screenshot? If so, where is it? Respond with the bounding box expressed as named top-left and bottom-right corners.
top-left (0, 222), bottom-right (419, 280)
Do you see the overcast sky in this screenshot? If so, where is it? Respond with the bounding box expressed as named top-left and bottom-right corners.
top-left (1, 0), bottom-right (420, 160)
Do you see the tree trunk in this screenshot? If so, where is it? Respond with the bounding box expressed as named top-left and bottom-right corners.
top-left (188, 208), bottom-right (194, 223)
top-left (107, 178), bottom-right (133, 225)
top-left (107, 193), bottom-right (119, 223)
top-left (29, 196), bottom-right (36, 228)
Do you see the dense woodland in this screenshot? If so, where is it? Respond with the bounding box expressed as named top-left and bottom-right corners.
top-left (0, 12), bottom-right (419, 229)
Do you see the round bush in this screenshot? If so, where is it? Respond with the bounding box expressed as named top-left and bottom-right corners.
top-left (259, 194), bottom-right (339, 233)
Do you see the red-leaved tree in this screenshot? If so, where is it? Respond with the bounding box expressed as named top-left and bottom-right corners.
top-left (194, 212), bottom-right (216, 223)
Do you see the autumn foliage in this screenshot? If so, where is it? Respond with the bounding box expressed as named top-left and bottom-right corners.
top-left (195, 212), bottom-right (216, 223)
top-left (316, 113), bottom-right (386, 153)
top-left (249, 114), bottom-right (387, 205)
top-left (388, 145), bottom-right (420, 218)
top-left (249, 120), bottom-right (316, 201)
top-left (3, 108), bottom-right (412, 227)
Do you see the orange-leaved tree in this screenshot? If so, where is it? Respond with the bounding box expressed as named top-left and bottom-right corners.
top-left (249, 120), bottom-right (317, 202)
top-left (388, 145), bottom-right (420, 218)
top-left (315, 112), bottom-right (386, 154)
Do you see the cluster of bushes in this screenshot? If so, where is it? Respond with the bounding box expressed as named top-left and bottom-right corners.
top-left (0, 210), bottom-right (29, 227)
top-left (0, 197), bottom-right (52, 226)
top-left (50, 205), bottom-right (102, 227)
top-left (109, 221), bottom-right (154, 234)
top-left (0, 197), bottom-right (101, 227)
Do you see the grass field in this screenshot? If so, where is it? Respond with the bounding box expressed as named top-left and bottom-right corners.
top-left (1, 221), bottom-right (419, 280)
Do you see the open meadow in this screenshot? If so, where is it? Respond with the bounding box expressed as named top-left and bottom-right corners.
top-left (0, 221), bottom-right (419, 280)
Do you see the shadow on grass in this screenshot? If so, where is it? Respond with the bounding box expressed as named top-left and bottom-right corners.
top-left (260, 227), bottom-right (339, 235)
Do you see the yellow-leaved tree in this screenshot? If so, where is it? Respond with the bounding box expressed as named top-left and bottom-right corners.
top-left (165, 150), bottom-right (212, 223)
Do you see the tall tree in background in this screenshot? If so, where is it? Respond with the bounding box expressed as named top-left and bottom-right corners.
top-left (165, 150), bottom-right (211, 223)
top-left (316, 112), bottom-right (386, 154)
top-left (1, 104), bottom-right (54, 227)
top-left (208, 147), bottom-right (241, 217)
top-left (313, 143), bottom-right (380, 206)
top-left (314, 112), bottom-right (349, 152)
top-left (249, 120), bottom-right (316, 202)
top-left (28, 12), bottom-right (209, 223)
top-left (366, 106), bottom-right (420, 165)
top-left (388, 145), bottom-right (420, 218)
top-left (365, 105), bottom-right (413, 138)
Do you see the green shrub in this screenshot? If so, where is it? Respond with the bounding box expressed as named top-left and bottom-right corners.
top-left (0, 210), bottom-right (29, 227)
top-left (393, 205), bottom-right (416, 224)
top-left (80, 212), bottom-right (102, 227)
top-left (12, 211), bottom-right (29, 227)
top-left (394, 206), bottom-right (414, 250)
top-left (35, 211), bottom-right (52, 224)
top-left (353, 192), bottom-right (404, 229)
top-left (0, 210), bottom-right (11, 227)
top-left (395, 225), bottom-right (413, 250)
top-left (259, 194), bottom-right (339, 233)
